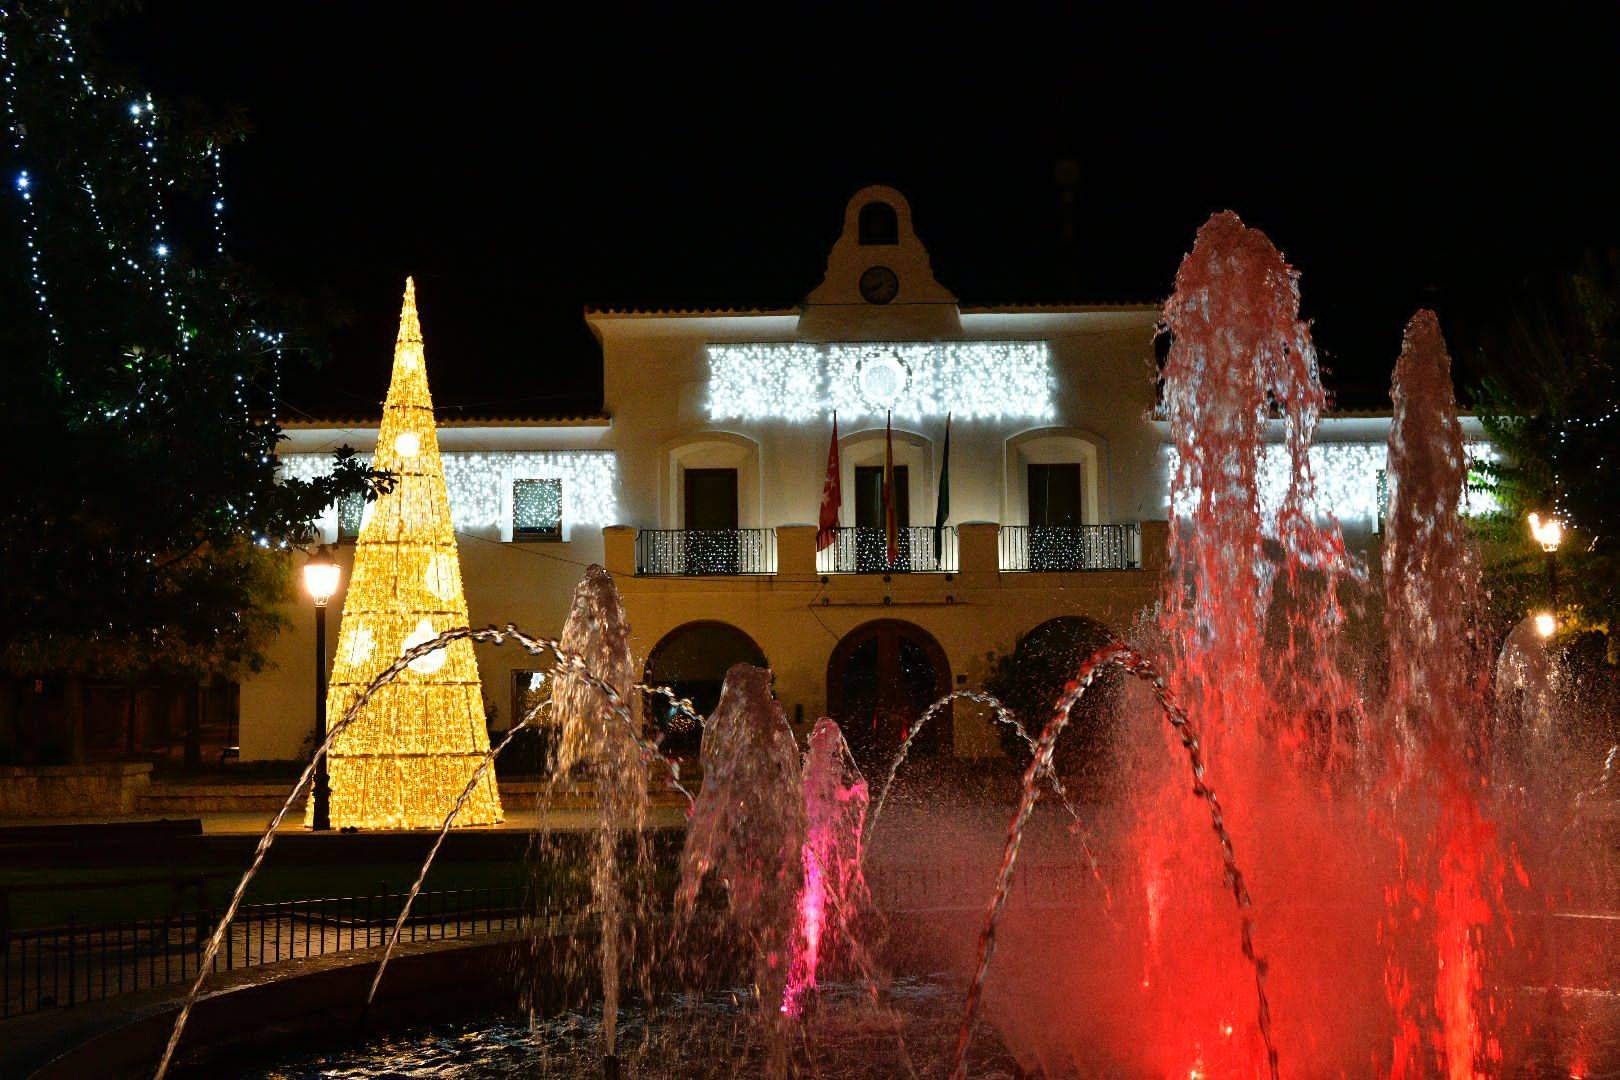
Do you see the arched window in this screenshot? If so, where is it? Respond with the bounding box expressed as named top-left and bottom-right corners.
top-left (643, 621), bottom-right (767, 754)
top-left (857, 201), bottom-right (899, 246)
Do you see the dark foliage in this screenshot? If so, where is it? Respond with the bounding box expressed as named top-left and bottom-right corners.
top-left (0, 4), bottom-right (382, 679)
top-left (984, 616), bottom-right (1121, 789)
top-left (1471, 252), bottom-right (1620, 646)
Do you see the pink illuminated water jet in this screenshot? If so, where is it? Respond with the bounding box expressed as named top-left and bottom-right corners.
top-left (783, 717), bottom-right (871, 1018)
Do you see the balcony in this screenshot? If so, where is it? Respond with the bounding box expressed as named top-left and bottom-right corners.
top-left (997, 523), bottom-right (1140, 571)
top-left (634, 528), bottom-right (777, 576)
top-left (816, 526), bottom-right (958, 575)
top-left (618, 522), bottom-right (1158, 578)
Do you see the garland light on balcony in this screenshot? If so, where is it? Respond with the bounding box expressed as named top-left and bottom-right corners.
top-left (312, 279), bottom-right (502, 830)
top-left (706, 342), bottom-right (1055, 422)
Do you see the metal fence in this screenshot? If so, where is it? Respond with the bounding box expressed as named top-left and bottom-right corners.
top-left (1, 884), bottom-right (526, 1019)
top-left (867, 862), bottom-right (1096, 913)
top-left (816, 526), bottom-right (957, 574)
top-left (635, 528), bottom-right (777, 576)
top-left (997, 523), bottom-right (1140, 571)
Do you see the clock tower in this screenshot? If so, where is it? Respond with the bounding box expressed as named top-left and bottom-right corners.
top-left (799, 185), bottom-right (961, 339)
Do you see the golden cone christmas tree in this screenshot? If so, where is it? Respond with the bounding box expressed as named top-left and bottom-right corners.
top-left (310, 278), bottom-right (503, 829)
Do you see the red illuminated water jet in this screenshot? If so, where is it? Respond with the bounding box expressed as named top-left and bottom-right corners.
top-left (1381, 310), bottom-right (1511, 1077)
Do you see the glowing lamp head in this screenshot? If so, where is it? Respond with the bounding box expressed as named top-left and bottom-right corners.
top-left (302, 545), bottom-right (341, 607)
top-left (394, 431), bottom-right (420, 458)
top-left (1533, 610), bottom-right (1557, 639)
top-left (1528, 512), bottom-right (1564, 553)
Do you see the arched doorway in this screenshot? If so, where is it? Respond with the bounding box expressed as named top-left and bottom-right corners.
top-left (644, 621), bottom-right (767, 755)
top-left (826, 619), bottom-right (951, 767)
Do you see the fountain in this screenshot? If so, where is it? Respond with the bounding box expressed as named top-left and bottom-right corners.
top-left (525, 566), bottom-right (656, 1075)
top-left (784, 717), bottom-right (873, 1019)
top-left (676, 663), bottom-right (806, 1038)
top-left (152, 213), bottom-right (1619, 1080)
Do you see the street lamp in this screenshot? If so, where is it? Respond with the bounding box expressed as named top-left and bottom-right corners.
top-left (302, 545), bottom-right (341, 831)
top-left (1533, 610), bottom-right (1558, 639)
top-left (1528, 512), bottom-right (1565, 612)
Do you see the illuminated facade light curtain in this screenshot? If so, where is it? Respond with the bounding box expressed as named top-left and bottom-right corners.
top-left (310, 278), bottom-right (502, 829)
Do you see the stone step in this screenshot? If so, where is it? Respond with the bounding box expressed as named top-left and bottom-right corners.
top-left (133, 777), bottom-right (695, 815)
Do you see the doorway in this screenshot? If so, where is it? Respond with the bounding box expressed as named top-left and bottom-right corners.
top-left (826, 619), bottom-right (950, 767)
top-left (853, 464), bottom-right (910, 571)
top-left (682, 467), bottom-right (739, 574)
top-left (1027, 462), bottom-right (1083, 571)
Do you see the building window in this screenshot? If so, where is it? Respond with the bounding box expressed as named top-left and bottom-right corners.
top-left (857, 201), bottom-right (898, 245)
top-left (337, 490), bottom-right (365, 543)
top-left (514, 478), bottom-right (563, 541)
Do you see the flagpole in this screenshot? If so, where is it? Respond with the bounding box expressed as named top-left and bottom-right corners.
top-left (884, 410), bottom-right (898, 567)
top-left (935, 412), bottom-right (950, 564)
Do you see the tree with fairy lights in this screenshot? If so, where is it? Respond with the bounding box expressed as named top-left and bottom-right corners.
top-left (316, 279), bottom-right (502, 829)
top-left (0, 5), bottom-right (378, 760)
top-left (1472, 251), bottom-right (1620, 652)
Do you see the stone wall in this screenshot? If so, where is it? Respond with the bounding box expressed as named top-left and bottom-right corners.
top-left (0, 762), bottom-right (153, 818)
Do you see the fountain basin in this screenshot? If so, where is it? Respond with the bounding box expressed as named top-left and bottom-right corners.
top-left (13, 933), bottom-right (541, 1079)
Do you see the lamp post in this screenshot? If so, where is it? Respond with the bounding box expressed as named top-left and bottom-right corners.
top-left (1528, 511), bottom-right (1565, 613)
top-left (302, 545), bottom-right (341, 832)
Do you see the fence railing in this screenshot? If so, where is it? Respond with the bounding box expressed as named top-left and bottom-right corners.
top-left (816, 526), bottom-right (957, 574)
top-left (1, 884), bottom-right (525, 1019)
top-left (635, 528), bottom-right (777, 576)
top-left (867, 861), bottom-right (1097, 913)
top-left (998, 523), bottom-right (1140, 571)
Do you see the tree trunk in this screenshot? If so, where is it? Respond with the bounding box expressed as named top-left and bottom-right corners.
top-left (185, 678), bottom-right (204, 772)
top-left (65, 673), bottom-right (86, 765)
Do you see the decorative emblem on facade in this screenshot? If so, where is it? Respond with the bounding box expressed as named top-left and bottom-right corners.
top-left (856, 347), bottom-right (910, 408)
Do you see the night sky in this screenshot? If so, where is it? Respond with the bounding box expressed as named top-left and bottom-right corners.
top-left (101, 4), bottom-right (1620, 418)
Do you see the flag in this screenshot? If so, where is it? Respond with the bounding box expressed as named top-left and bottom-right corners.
top-left (817, 413), bottom-right (841, 551)
top-left (884, 411), bottom-right (899, 565)
top-left (934, 413), bottom-right (951, 562)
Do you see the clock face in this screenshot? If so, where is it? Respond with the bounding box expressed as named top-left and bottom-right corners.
top-left (859, 265), bottom-right (899, 305)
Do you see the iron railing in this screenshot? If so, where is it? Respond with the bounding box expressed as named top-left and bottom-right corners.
top-left (816, 526), bottom-right (957, 574)
top-left (867, 861), bottom-right (1097, 913)
top-left (998, 523), bottom-right (1140, 571)
top-left (1, 884), bottom-right (525, 1019)
top-left (635, 528), bottom-right (777, 576)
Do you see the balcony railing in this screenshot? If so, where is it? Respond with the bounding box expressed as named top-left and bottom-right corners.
top-left (998, 523), bottom-right (1140, 571)
top-left (635, 528), bottom-right (777, 576)
top-left (816, 526), bottom-right (957, 575)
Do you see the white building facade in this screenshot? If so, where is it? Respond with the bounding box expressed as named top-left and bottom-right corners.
top-left (246, 187), bottom-right (1484, 766)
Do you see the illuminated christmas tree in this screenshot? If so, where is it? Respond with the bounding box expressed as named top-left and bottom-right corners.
top-left (312, 279), bottom-right (503, 829)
